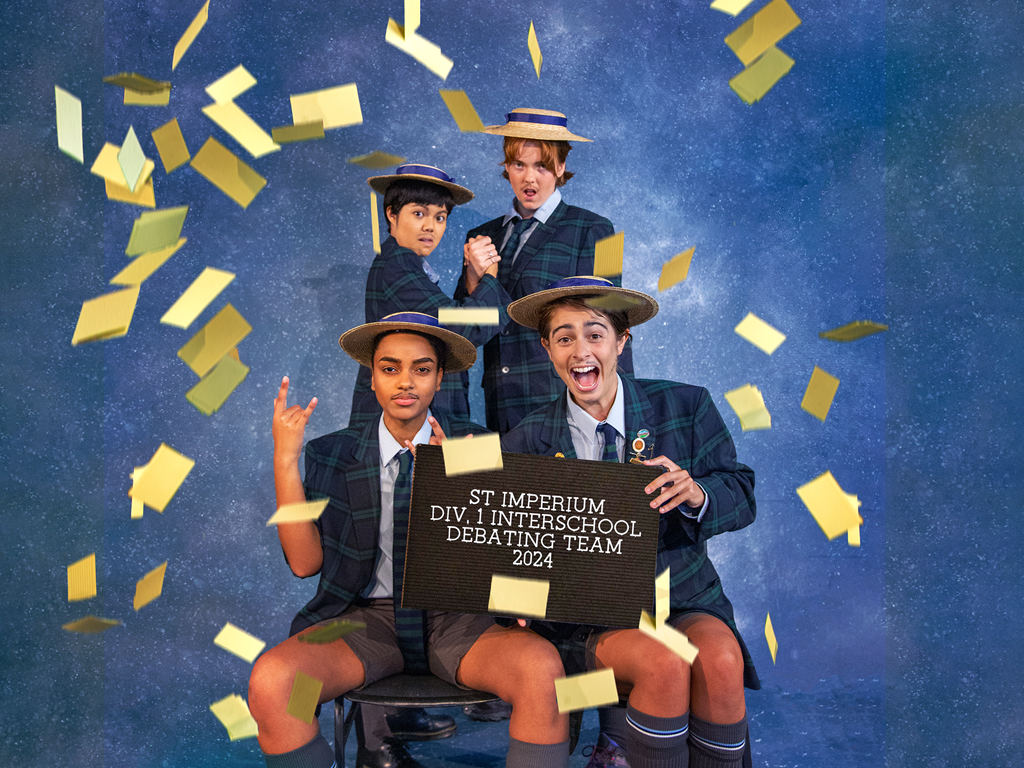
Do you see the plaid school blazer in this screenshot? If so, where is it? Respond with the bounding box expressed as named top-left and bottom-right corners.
top-left (502, 375), bottom-right (761, 689)
top-left (455, 200), bottom-right (634, 434)
top-left (348, 236), bottom-right (511, 428)
top-left (290, 409), bottom-right (486, 636)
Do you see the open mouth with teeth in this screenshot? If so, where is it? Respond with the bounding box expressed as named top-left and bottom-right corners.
top-left (570, 365), bottom-right (600, 392)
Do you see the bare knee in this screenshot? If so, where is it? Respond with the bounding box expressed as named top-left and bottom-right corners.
top-left (692, 636), bottom-right (743, 691)
top-left (248, 651), bottom-right (295, 722)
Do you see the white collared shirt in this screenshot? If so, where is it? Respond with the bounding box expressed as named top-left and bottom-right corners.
top-left (564, 376), bottom-right (707, 521)
top-left (365, 411), bottom-right (434, 598)
top-left (499, 188), bottom-right (562, 264)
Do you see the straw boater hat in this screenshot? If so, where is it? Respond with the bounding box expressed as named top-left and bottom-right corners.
top-left (483, 108), bottom-right (592, 143)
top-left (508, 277), bottom-right (659, 330)
top-left (339, 312), bottom-right (477, 372)
top-left (366, 164), bottom-right (474, 206)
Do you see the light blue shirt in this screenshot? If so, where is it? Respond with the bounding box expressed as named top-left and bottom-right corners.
top-left (499, 188), bottom-right (562, 264)
top-left (365, 411), bottom-right (434, 598)
top-left (564, 376), bottom-right (707, 521)
top-left (422, 259), bottom-right (441, 284)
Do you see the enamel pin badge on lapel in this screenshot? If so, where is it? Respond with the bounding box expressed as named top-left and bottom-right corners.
top-left (629, 429), bottom-right (654, 464)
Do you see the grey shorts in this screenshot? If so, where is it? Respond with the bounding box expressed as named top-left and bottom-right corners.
top-left (311, 600), bottom-right (495, 688)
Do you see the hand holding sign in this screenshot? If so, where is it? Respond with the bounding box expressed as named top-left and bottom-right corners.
top-left (643, 455), bottom-right (706, 513)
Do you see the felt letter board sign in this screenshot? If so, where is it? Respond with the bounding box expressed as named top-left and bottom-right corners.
top-left (403, 445), bottom-right (662, 627)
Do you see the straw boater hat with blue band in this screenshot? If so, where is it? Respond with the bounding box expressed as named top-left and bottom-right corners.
top-left (339, 312), bottom-right (477, 372)
top-left (366, 164), bottom-right (474, 205)
top-left (507, 277), bottom-right (659, 330)
top-left (483, 108), bottom-right (592, 142)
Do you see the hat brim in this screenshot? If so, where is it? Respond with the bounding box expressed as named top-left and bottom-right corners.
top-left (367, 174), bottom-right (475, 206)
top-left (339, 321), bottom-right (477, 373)
top-left (483, 124), bottom-right (592, 142)
top-left (508, 286), bottom-right (659, 330)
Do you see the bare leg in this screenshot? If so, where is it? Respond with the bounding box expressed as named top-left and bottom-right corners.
top-left (673, 614), bottom-right (745, 723)
top-left (593, 628), bottom-right (690, 716)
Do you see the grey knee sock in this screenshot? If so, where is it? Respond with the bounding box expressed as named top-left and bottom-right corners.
top-left (687, 713), bottom-right (747, 768)
top-left (263, 733), bottom-right (335, 768)
top-left (625, 703), bottom-right (689, 768)
top-left (506, 737), bottom-right (570, 768)
top-left (599, 706), bottom-right (630, 747)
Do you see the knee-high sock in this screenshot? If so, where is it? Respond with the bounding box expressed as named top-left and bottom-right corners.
top-left (599, 706), bottom-right (630, 748)
top-left (625, 703), bottom-right (689, 768)
top-left (263, 732), bottom-right (335, 768)
top-left (506, 737), bottom-right (570, 768)
top-left (687, 713), bottom-right (747, 768)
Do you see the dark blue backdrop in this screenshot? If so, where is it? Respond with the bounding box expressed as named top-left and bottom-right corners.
top-left (1, 1), bottom-right (1017, 766)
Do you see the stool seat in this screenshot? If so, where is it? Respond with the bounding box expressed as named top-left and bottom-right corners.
top-left (343, 673), bottom-right (498, 707)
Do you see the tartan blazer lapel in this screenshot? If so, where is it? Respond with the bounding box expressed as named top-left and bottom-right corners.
top-left (506, 200), bottom-right (567, 290)
top-left (621, 375), bottom-right (658, 460)
top-left (535, 395), bottom-right (578, 459)
top-left (346, 417), bottom-right (382, 557)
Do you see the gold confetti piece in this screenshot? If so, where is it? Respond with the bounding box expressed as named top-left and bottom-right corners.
top-left (585, 294), bottom-right (642, 312)
top-left (125, 205), bottom-right (189, 257)
top-left (118, 127), bottom-right (147, 192)
top-left (847, 522), bottom-right (861, 547)
top-left (90, 143), bottom-right (155, 188)
top-left (711, 0), bottom-right (757, 15)
top-left (202, 101), bottom-right (280, 159)
top-left (796, 471), bottom-right (863, 540)
top-left (765, 612), bottom-right (778, 663)
top-left (729, 46), bottom-right (795, 104)
top-left (439, 89), bottom-right (485, 132)
top-left (62, 615), bottom-right (122, 634)
top-left (67, 553), bottom-right (97, 602)
top-left (177, 303), bottom-right (252, 377)
top-left (725, 0), bottom-right (801, 66)
top-left (187, 355), bottom-right (250, 415)
top-left (205, 65), bottom-right (257, 104)
top-left (385, 19), bottom-right (453, 80)
top-left (554, 668), bottom-right (619, 713)
top-left (528, 21), bottom-right (542, 78)
top-left (271, 121), bottom-right (324, 144)
top-left (130, 465), bottom-right (146, 519)
top-left (723, 384), bottom-right (771, 431)
top-left (129, 443), bottom-right (195, 513)
top-left (348, 151), bottom-right (407, 169)
top-left (404, 0), bottom-right (420, 35)
top-left (734, 312), bottom-right (786, 354)
top-left (209, 694), bottom-right (259, 741)
top-left (105, 176), bottom-right (155, 208)
top-left (124, 86), bottom-right (171, 106)
top-left (152, 118), bottom-right (191, 173)
top-left (54, 86), bottom-right (83, 163)
top-left (110, 238), bottom-right (186, 286)
top-left (658, 246), bottom-right (696, 291)
top-left (488, 574), bottom-right (549, 619)
top-left (190, 136), bottom-right (267, 209)
top-left (801, 366), bottom-right (840, 422)
top-left (266, 498), bottom-right (330, 526)
top-left (371, 191), bottom-right (381, 255)
top-left (639, 610), bottom-right (699, 664)
top-left (298, 620), bottom-right (367, 645)
top-left (287, 671), bottom-right (323, 724)
top-left (133, 561), bottom-right (167, 611)
top-left (214, 622), bottom-right (266, 663)
top-left (438, 307), bottom-right (500, 325)
top-left (161, 267), bottom-right (236, 329)
top-left (103, 72), bottom-right (171, 93)
top-left (655, 567), bottom-right (670, 627)
top-left (290, 83), bottom-right (363, 130)
top-left (441, 433), bottom-right (503, 476)
top-left (819, 320), bottom-right (889, 342)
top-left (71, 285), bottom-right (140, 346)
top-left (173, 0), bottom-right (210, 71)
top-left (594, 232), bottom-right (624, 278)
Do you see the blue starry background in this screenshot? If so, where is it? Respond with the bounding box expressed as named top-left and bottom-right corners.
top-left (1, 0), bottom-right (1019, 766)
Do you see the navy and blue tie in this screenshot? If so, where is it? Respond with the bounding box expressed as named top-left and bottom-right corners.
top-left (597, 422), bottom-right (620, 463)
top-left (498, 217), bottom-right (532, 282)
top-left (391, 449), bottom-right (429, 674)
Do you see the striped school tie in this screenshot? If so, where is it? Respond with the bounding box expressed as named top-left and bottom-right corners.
top-left (498, 217), bottom-right (532, 282)
top-left (392, 449), bottom-right (429, 674)
top-left (597, 422), bottom-right (620, 463)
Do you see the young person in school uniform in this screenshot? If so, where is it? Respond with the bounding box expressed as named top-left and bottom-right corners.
top-left (250, 314), bottom-right (568, 768)
top-left (501, 278), bottom-right (760, 768)
top-left (349, 164), bottom-right (512, 428)
top-left (454, 108), bottom-right (634, 436)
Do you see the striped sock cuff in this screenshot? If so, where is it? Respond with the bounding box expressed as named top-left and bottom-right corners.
top-left (626, 711), bottom-right (689, 740)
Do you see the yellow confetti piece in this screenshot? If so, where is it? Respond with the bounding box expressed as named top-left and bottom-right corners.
top-left (723, 384), bottom-right (771, 431)
top-left (819, 320), bottom-right (888, 342)
top-left (795, 471), bottom-right (863, 540)
top-left (214, 622), bottom-right (266, 663)
top-left (177, 303), bottom-right (253, 377)
top-left (266, 498), bottom-right (330, 526)
top-left (173, 0), bottom-right (210, 71)
top-left (271, 122), bottom-right (325, 144)
top-left (734, 312), bottom-right (785, 354)
top-left (711, 0), bottom-right (757, 16)
top-left (152, 118), bottom-right (191, 173)
top-left (298, 620), bottom-right (367, 645)
top-left (439, 89), bottom-right (485, 132)
top-left (103, 72), bottom-right (170, 93)
top-left (71, 285), bottom-right (140, 346)
top-left (124, 86), bottom-right (171, 106)
top-left (287, 671), bottom-right (323, 724)
top-left (847, 522), bottom-right (861, 547)
top-left (527, 21), bottom-right (542, 78)
top-left (202, 101), bottom-right (280, 158)
top-left (130, 465), bottom-right (146, 519)
top-left (67, 553), bottom-right (96, 602)
top-left (161, 267), bottom-right (236, 329)
top-left (105, 176), bottom-right (155, 209)
top-left (404, 0), bottom-right (420, 35)
top-left (186, 355), bottom-right (250, 416)
top-left (110, 238), bottom-right (186, 286)
top-left (55, 86), bottom-right (83, 163)
top-left (725, 0), bottom-right (801, 66)
top-left (554, 668), bottom-right (618, 713)
top-left (125, 206), bottom-right (189, 257)
top-left (385, 19), bottom-right (453, 80)
top-left (585, 294), bottom-right (642, 312)
top-left (441, 433), bottom-right (503, 476)
top-left (205, 65), bottom-right (257, 104)
top-left (437, 307), bottom-right (500, 325)
top-left (189, 136), bottom-right (267, 209)
top-left (90, 143), bottom-right (155, 188)
top-left (488, 574), bottom-right (549, 619)
top-left (657, 246), bottom-right (695, 291)
top-left (209, 694), bottom-right (259, 741)
top-left (348, 151), bottom-right (407, 169)
top-left (289, 84), bottom-right (363, 130)
top-left (801, 366), bottom-right (840, 422)
top-left (371, 191), bottom-right (381, 255)
top-left (62, 615), bottom-right (122, 634)
top-left (638, 610), bottom-right (699, 664)
top-left (128, 443), bottom-right (195, 513)
top-left (655, 567), bottom-right (670, 627)
top-left (594, 232), bottom-right (624, 278)
top-left (765, 612), bottom-right (778, 663)
top-left (133, 561), bottom-right (167, 611)
top-left (729, 46), bottom-right (795, 105)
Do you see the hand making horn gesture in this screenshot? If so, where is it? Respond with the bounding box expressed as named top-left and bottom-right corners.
top-left (272, 376), bottom-right (318, 468)
top-left (403, 415), bottom-right (469, 457)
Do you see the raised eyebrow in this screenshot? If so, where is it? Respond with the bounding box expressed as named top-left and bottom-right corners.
top-left (551, 323), bottom-right (576, 336)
